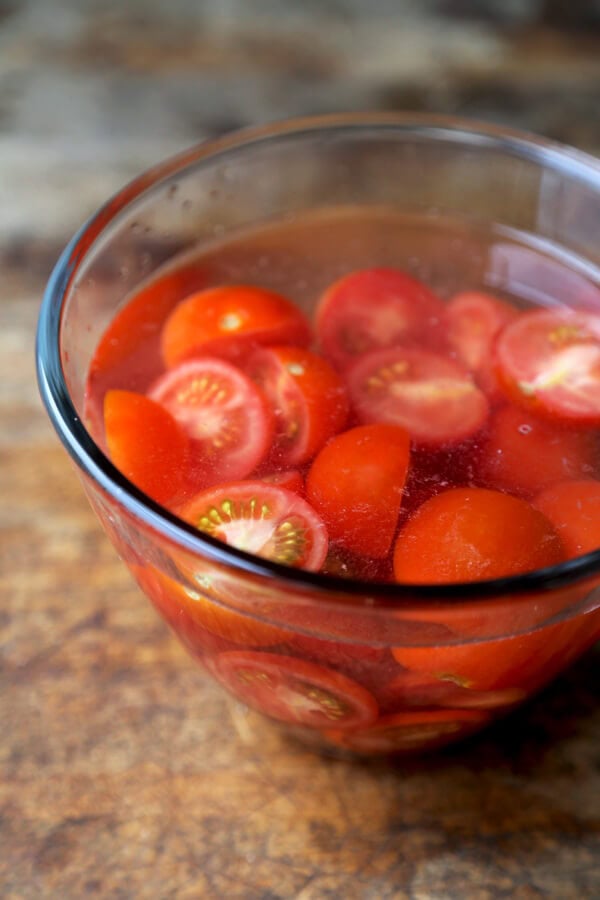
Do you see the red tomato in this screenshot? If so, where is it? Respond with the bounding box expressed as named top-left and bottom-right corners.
top-left (149, 358), bottom-right (274, 489)
top-left (533, 480), bottom-right (600, 559)
top-left (245, 345), bottom-right (349, 466)
top-left (259, 469), bottom-right (305, 495)
top-left (161, 284), bottom-right (311, 368)
top-left (306, 424), bottom-right (411, 559)
top-left (205, 651), bottom-right (379, 729)
top-left (478, 405), bottom-right (596, 497)
top-left (347, 347), bottom-right (489, 447)
top-left (315, 267), bottom-right (446, 370)
top-left (495, 309), bottom-right (600, 424)
top-left (104, 390), bottom-right (189, 505)
top-left (393, 487), bottom-right (564, 584)
top-left (324, 709), bottom-right (489, 755)
top-left (181, 481), bottom-right (328, 571)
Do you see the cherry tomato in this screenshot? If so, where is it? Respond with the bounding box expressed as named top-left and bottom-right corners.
top-left (347, 347), bottom-right (489, 446)
top-left (478, 404), bottom-right (596, 497)
top-left (393, 487), bottom-right (564, 584)
top-left (533, 480), bottom-right (600, 559)
top-left (315, 267), bottom-right (446, 370)
top-left (161, 284), bottom-right (311, 368)
top-left (245, 345), bottom-right (349, 466)
top-left (324, 709), bottom-right (489, 755)
top-left (149, 358), bottom-right (274, 489)
top-left (205, 651), bottom-right (379, 729)
top-left (306, 424), bottom-right (410, 559)
top-left (104, 390), bottom-right (189, 506)
top-left (495, 309), bottom-right (600, 424)
top-left (181, 481), bottom-right (328, 571)
top-left (259, 469), bottom-right (305, 495)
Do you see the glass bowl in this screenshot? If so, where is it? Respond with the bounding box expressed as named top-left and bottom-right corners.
top-left (37, 113), bottom-right (600, 756)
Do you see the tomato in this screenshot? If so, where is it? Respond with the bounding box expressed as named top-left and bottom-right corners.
top-left (478, 405), bottom-right (596, 497)
top-left (181, 481), bottom-right (328, 571)
top-left (259, 469), bottom-right (304, 495)
top-left (495, 309), bottom-right (600, 424)
top-left (347, 347), bottom-right (489, 446)
top-left (205, 651), bottom-right (379, 729)
top-left (393, 487), bottom-right (564, 584)
top-left (306, 424), bottom-right (410, 559)
top-left (324, 709), bottom-right (489, 755)
top-left (315, 267), bottom-right (446, 370)
top-left (104, 390), bottom-right (189, 505)
top-left (149, 358), bottom-right (274, 489)
top-left (533, 480), bottom-right (600, 559)
top-left (245, 345), bottom-right (349, 466)
top-left (161, 284), bottom-right (311, 368)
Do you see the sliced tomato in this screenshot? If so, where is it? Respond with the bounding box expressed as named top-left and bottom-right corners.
top-left (324, 709), bottom-right (489, 755)
top-left (533, 480), bottom-right (600, 559)
top-left (347, 347), bottom-right (489, 446)
top-left (495, 309), bottom-right (600, 424)
top-left (161, 284), bottom-right (311, 368)
top-left (149, 358), bottom-right (274, 489)
top-left (260, 469), bottom-right (305, 495)
top-left (315, 267), bottom-right (446, 370)
top-left (245, 345), bottom-right (349, 466)
top-left (478, 404), bottom-right (596, 497)
top-left (181, 481), bottom-right (328, 571)
top-left (104, 390), bottom-right (189, 506)
top-left (205, 651), bottom-right (379, 729)
top-left (393, 487), bottom-right (564, 584)
top-left (306, 424), bottom-right (410, 559)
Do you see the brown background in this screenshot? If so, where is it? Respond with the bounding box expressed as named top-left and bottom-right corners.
top-left (1, 2), bottom-right (599, 897)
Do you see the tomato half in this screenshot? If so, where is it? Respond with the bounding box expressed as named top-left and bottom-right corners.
top-left (306, 424), bottom-right (411, 559)
top-left (478, 404), bottom-right (596, 497)
top-left (315, 267), bottom-right (446, 370)
top-left (245, 345), bottom-right (349, 466)
top-left (150, 358), bottom-right (274, 489)
top-left (533, 479), bottom-right (600, 559)
top-left (104, 390), bottom-right (189, 506)
top-left (181, 481), bottom-right (328, 571)
top-left (259, 469), bottom-right (305, 495)
top-left (495, 309), bottom-right (600, 424)
top-left (393, 487), bottom-right (564, 584)
top-left (161, 284), bottom-right (311, 368)
top-left (205, 651), bottom-right (379, 729)
top-left (347, 347), bottom-right (489, 446)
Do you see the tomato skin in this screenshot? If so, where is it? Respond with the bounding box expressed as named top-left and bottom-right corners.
top-left (246, 345), bottom-right (349, 467)
top-left (259, 469), bottom-right (305, 495)
top-left (205, 651), bottom-right (379, 730)
top-left (161, 284), bottom-right (311, 368)
top-left (306, 424), bottom-right (411, 559)
top-left (393, 487), bottom-right (564, 584)
top-left (104, 390), bottom-right (189, 506)
top-left (149, 358), bottom-right (274, 489)
top-left (495, 309), bottom-right (600, 425)
top-left (533, 480), bottom-right (600, 559)
top-left (347, 347), bottom-right (490, 447)
top-left (316, 267), bottom-right (446, 370)
top-left (478, 405), bottom-right (596, 498)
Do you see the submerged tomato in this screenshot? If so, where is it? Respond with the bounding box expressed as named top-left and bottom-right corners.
top-left (205, 651), bottom-right (379, 729)
top-left (533, 479), bottom-right (600, 559)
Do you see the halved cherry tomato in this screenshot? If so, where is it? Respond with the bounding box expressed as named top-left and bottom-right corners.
top-left (260, 469), bottom-right (305, 495)
top-left (245, 345), bottom-right (349, 466)
top-left (478, 405), bottom-right (596, 497)
top-left (104, 390), bottom-right (189, 505)
top-left (204, 651), bottom-right (379, 729)
top-left (495, 309), bottom-right (600, 424)
top-left (324, 709), bottom-right (489, 755)
top-left (315, 267), bottom-right (446, 370)
top-left (533, 480), bottom-right (600, 559)
top-left (181, 481), bottom-right (328, 571)
top-left (347, 347), bottom-right (489, 446)
top-left (161, 284), bottom-right (311, 368)
top-left (393, 487), bottom-right (564, 584)
top-left (149, 358), bottom-right (273, 489)
top-left (306, 424), bottom-right (410, 559)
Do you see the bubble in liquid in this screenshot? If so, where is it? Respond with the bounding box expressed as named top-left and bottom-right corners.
top-left (518, 424), bottom-right (532, 435)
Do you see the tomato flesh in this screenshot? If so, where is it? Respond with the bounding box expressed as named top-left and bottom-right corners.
top-left (324, 709), bottom-right (488, 754)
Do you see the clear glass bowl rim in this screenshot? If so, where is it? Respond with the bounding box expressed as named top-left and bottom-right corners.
top-left (36, 111), bottom-right (600, 608)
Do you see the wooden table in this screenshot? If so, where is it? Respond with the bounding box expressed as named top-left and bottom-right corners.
top-left (1, 3), bottom-right (599, 897)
